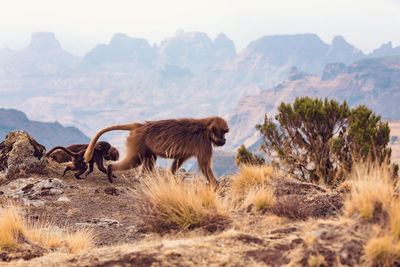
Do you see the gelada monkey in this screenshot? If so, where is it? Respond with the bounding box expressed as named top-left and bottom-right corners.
top-left (47, 141), bottom-right (112, 180)
top-left (84, 117), bottom-right (229, 186)
top-left (48, 143), bottom-right (119, 163)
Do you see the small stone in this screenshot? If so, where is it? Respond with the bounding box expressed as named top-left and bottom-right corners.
top-left (57, 196), bottom-right (71, 202)
top-left (23, 198), bottom-right (45, 207)
top-left (104, 187), bottom-right (119, 196)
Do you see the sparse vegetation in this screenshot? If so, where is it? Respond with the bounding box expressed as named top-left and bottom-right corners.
top-left (343, 162), bottom-right (400, 266)
top-left (235, 144), bottom-right (265, 166)
top-left (0, 202), bottom-right (94, 253)
top-left (365, 235), bottom-right (400, 267)
top-left (134, 170), bottom-right (229, 232)
top-left (344, 162), bottom-right (394, 221)
top-left (229, 164), bottom-right (279, 200)
top-left (308, 254), bottom-right (326, 267)
top-left (243, 185), bottom-right (275, 212)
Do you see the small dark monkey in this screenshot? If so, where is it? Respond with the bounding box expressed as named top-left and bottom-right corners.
top-left (47, 141), bottom-right (112, 180)
top-left (48, 143), bottom-right (119, 163)
top-left (84, 117), bottom-right (229, 187)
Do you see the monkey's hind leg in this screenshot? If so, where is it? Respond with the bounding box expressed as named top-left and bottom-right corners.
top-left (62, 165), bottom-right (73, 177)
top-left (85, 161), bottom-right (94, 177)
top-left (74, 165), bottom-right (88, 180)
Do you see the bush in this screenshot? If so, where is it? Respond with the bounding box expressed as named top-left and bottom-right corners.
top-left (235, 145), bottom-right (265, 166)
top-left (256, 96), bottom-right (397, 186)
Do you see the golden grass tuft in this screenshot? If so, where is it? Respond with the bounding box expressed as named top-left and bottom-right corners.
top-left (65, 229), bottom-right (95, 253)
top-left (243, 185), bottom-right (275, 212)
top-left (229, 164), bottom-right (278, 200)
top-left (0, 204), bottom-right (25, 248)
top-left (342, 161), bottom-right (400, 265)
top-left (308, 254), bottom-right (326, 267)
top-left (344, 162), bottom-right (394, 221)
top-left (0, 203), bottom-right (94, 253)
top-left (390, 200), bottom-right (400, 240)
top-left (365, 235), bottom-right (400, 267)
top-left (135, 171), bottom-right (229, 232)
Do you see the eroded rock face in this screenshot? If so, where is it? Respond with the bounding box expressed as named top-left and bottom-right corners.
top-left (0, 130), bottom-right (47, 178)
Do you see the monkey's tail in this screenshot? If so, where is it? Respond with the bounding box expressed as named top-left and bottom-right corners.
top-left (46, 146), bottom-right (79, 158)
top-left (83, 123), bottom-right (141, 163)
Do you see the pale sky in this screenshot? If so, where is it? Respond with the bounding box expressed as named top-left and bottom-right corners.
top-left (0, 0), bottom-right (399, 56)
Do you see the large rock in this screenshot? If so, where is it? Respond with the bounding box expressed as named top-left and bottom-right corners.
top-left (0, 177), bottom-right (67, 207)
top-left (0, 130), bottom-right (47, 178)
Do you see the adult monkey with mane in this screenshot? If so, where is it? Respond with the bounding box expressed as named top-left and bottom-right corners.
top-left (84, 117), bottom-right (229, 186)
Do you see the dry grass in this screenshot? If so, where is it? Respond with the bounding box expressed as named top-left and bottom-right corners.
top-left (344, 162), bottom-right (394, 221)
top-left (0, 204), bottom-right (25, 248)
top-left (308, 254), bottom-right (326, 267)
top-left (365, 235), bottom-right (400, 267)
top-left (229, 164), bottom-right (278, 200)
top-left (0, 202), bottom-right (94, 253)
top-left (343, 161), bottom-right (400, 265)
top-left (135, 170), bottom-right (229, 232)
top-left (243, 185), bottom-right (275, 212)
top-left (390, 200), bottom-right (400, 240)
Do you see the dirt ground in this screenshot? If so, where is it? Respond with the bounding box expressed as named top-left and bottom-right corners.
top-left (0, 160), bottom-right (374, 266)
top-left (1, 160), bottom-right (150, 247)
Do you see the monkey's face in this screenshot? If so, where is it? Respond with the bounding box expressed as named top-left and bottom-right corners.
top-left (95, 142), bottom-right (112, 156)
top-left (209, 118), bottom-right (229, 147)
top-left (105, 147), bottom-right (119, 161)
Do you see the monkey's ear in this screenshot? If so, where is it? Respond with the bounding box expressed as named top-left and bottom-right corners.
top-left (207, 118), bottom-right (217, 131)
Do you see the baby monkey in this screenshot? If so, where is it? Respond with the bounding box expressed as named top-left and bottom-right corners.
top-left (46, 141), bottom-right (112, 180)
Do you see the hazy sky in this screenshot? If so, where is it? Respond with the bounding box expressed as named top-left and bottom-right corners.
top-left (0, 0), bottom-right (399, 56)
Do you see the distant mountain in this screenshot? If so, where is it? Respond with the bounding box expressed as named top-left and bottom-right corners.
top-left (0, 32), bottom-right (80, 75)
top-left (157, 30), bottom-right (236, 74)
top-left (0, 108), bottom-right (89, 149)
top-left (227, 56), bottom-right (400, 150)
top-left (83, 33), bottom-right (157, 69)
top-left (0, 31), bottom-right (399, 152)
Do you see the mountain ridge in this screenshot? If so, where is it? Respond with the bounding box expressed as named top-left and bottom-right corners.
top-left (0, 108), bottom-right (89, 149)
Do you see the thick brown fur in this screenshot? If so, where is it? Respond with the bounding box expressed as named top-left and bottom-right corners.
top-left (47, 141), bottom-right (112, 180)
top-left (84, 117), bottom-right (229, 186)
top-left (49, 143), bottom-right (119, 163)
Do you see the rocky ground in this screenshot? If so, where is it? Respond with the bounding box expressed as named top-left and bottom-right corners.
top-left (0, 160), bottom-right (374, 267)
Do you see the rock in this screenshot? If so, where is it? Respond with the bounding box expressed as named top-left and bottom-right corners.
top-left (57, 196), bottom-right (71, 202)
top-left (0, 177), bottom-right (67, 206)
top-left (76, 218), bottom-right (122, 228)
top-left (0, 130), bottom-right (47, 178)
top-left (321, 62), bottom-right (346, 81)
top-left (104, 187), bottom-right (119, 196)
top-left (287, 67), bottom-right (310, 81)
top-left (23, 198), bottom-right (45, 207)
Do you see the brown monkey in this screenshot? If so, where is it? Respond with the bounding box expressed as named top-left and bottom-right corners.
top-left (84, 117), bottom-right (229, 186)
top-left (104, 146), bottom-right (120, 161)
top-left (47, 141), bottom-right (112, 180)
top-left (48, 143), bottom-right (119, 163)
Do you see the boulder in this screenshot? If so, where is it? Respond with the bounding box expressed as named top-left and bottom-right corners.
top-left (0, 177), bottom-right (67, 207)
top-left (0, 130), bottom-right (47, 178)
